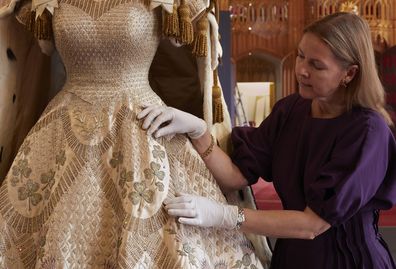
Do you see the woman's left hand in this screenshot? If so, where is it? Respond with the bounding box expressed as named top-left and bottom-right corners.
top-left (164, 194), bottom-right (238, 229)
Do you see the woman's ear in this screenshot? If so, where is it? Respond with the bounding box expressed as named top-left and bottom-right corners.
top-left (345, 64), bottom-right (359, 83)
top-left (38, 39), bottom-right (54, 56)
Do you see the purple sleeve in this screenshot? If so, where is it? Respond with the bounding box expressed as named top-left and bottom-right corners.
top-left (231, 96), bottom-right (292, 185)
top-left (307, 114), bottom-right (396, 226)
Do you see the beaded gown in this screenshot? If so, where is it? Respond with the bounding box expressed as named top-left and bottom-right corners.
top-left (0, 0), bottom-right (264, 268)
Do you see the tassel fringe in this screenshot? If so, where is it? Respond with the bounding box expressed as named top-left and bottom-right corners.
top-left (192, 14), bottom-right (208, 57)
top-left (212, 70), bottom-right (224, 123)
top-left (177, 0), bottom-right (193, 44)
top-left (163, 4), bottom-right (180, 38)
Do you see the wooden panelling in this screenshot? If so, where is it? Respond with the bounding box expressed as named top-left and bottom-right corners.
top-left (229, 0), bottom-right (395, 97)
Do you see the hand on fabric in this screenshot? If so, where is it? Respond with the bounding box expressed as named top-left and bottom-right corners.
top-left (164, 194), bottom-right (238, 229)
top-left (137, 105), bottom-right (207, 139)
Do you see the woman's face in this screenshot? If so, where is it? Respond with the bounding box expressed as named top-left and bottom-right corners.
top-left (295, 32), bottom-right (349, 102)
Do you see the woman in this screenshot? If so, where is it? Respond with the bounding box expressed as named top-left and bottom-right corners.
top-left (140, 12), bottom-right (396, 268)
top-left (0, 0), bottom-right (267, 267)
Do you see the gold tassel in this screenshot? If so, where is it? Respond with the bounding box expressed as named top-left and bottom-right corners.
top-left (163, 3), bottom-right (180, 38)
top-left (192, 13), bottom-right (209, 57)
top-left (212, 69), bottom-right (224, 123)
top-left (177, 0), bottom-right (193, 44)
top-left (27, 10), bottom-right (53, 40)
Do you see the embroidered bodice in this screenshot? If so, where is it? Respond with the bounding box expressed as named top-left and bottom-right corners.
top-left (53, 0), bottom-right (160, 102)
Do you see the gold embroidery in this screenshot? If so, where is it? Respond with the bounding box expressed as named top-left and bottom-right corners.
top-left (59, 0), bottom-right (149, 19)
top-left (129, 182), bottom-right (154, 206)
top-left (71, 109), bottom-right (106, 142)
top-left (0, 156), bottom-right (83, 233)
top-left (17, 179), bottom-right (43, 211)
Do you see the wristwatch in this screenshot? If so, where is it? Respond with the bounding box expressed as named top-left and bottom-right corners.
top-left (236, 207), bottom-right (245, 230)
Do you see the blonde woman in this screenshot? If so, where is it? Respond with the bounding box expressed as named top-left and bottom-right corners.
top-left (140, 12), bottom-right (396, 268)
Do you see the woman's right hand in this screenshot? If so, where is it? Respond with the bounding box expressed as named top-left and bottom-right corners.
top-left (137, 105), bottom-right (207, 139)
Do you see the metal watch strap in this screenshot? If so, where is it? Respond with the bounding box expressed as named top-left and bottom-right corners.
top-left (236, 207), bottom-right (245, 230)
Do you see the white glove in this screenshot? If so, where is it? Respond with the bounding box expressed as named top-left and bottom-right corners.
top-left (164, 194), bottom-right (238, 229)
top-left (137, 105), bottom-right (207, 139)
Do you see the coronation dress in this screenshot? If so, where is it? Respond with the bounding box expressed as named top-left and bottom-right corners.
top-left (0, 0), bottom-right (265, 268)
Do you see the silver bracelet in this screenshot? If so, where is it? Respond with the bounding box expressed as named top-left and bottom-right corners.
top-left (235, 207), bottom-right (245, 230)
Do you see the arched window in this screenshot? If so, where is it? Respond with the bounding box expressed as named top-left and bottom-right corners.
top-left (240, 6), bottom-right (248, 24)
top-left (323, 3), bottom-right (328, 16)
top-left (382, 0), bottom-right (390, 20)
top-left (375, 0), bottom-right (381, 19)
top-left (249, 5), bottom-right (256, 23)
top-left (364, 0), bottom-right (373, 18)
top-left (259, 5), bottom-right (266, 23)
top-left (271, 5), bottom-right (277, 21)
top-left (283, 4), bottom-right (288, 20)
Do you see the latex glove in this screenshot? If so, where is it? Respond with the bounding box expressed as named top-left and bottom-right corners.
top-left (137, 105), bottom-right (207, 139)
top-left (164, 194), bottom-right (238, 229)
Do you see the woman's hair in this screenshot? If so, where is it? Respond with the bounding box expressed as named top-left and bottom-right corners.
top-left (303, 12), bottom-right (392, 125)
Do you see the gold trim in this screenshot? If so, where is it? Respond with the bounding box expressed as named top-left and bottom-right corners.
top-left (123, 207), bottom-right (169, 236)
top-left (6, 224), bottom-right (37, 268)
top-left (31, 108), bottom-right (64, 134)
top-left (119, 232), bottom-right (181, 268)
top-left (59, 0), bottom-right (148, 19)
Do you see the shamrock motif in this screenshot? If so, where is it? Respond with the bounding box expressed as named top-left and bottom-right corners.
top-left (55, 150), bottom-right (66, 166)
top-left (155, 182), bottom-right (164, 192)
top-left (10, 177), bottom-right (19, 187)
top-left (20, 140), bottom-right (31, 155)
top-left (119, 168), bottom-right (133, 188)
top-left (129, 182), bottom-right (154, 205)
top-left (232, 253), bottom-right (258, 269)
top-left (152, 145), bottom-right (165, 161)
top-left (241, 254), bottom-right (252, 267)
top-left (177, 243), bottom-right (198, 267)
top-left (110, 151), bottom-right (123, 168)
top-left (144, 162), bottom-right (165, 181)
top-left (12, 159), bottom-right (32, 178)
top-left (40, 170), bottom-right (56, 193)
top-left (18, 179), bottom-right (43, 210)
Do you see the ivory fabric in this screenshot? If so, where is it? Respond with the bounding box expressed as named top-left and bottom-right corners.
top-left (0, 1), bottom-right (265, 268)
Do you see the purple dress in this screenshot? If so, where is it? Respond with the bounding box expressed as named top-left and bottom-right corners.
top-left (232, 93), bottom-right (396, 269)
